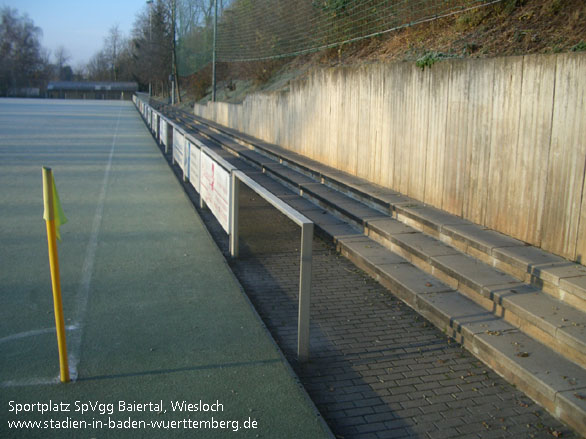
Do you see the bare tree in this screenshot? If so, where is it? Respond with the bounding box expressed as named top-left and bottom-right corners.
top-left (86, 50), bottom-right (110, 81)
top-left (0, 7), bottom-right (50, 95)
top-left (130, 0), bottom-right (173, 95)
top-left (54, 46), bottom-right (70, 71)
top-left (73, 62), bottom-right (87, 81)
top-left (173, 0), bottom-right (237, 78)
top-left (53, 45), bottom-right (71, 80)
top-left (104, 24), bottom-right (123, 81)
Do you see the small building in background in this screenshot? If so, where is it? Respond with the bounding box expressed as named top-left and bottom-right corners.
top-left (7, 88), bottom-right (41, 98)
top-left (47, 81), bottom-right (138, 100)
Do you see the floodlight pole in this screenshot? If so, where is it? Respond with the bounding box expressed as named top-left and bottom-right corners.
top-left (171, 0), bottom-right (176, 105)
top-left (147, 0), bottom-right (153, 97)
top-left (212, 0), bottom-right (218, 102)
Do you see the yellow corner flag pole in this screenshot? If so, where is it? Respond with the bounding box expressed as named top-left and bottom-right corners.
top-left (42, 167), bottom-right (70, 383)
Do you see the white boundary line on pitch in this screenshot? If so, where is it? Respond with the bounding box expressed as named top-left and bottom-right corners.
top-left (0, 325), bottom-right (77, 346)
top-left (67, 103), bottom-right (124, 381)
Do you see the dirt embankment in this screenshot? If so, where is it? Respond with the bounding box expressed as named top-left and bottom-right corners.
top-left (179, 0), bottom-right (586, 107)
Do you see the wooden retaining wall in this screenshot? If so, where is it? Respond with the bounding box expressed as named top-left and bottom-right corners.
top-left (194, 52), bottom-right (586, 264)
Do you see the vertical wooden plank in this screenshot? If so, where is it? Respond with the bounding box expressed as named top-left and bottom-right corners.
top-left (379, 64), bottom-right (394, 189)
top-left (358, 65), bottom-right (369, 179)
top-left (391, 63), bottom-right (410, 192)
top-left (308, 73), bottom-right (319, 160)
top-left (370, 65), bottom-right (384, 186)
top-left (339, 68), bottom-right (351, 174)
top-left (335, 68), bottom-right (348, 173)
top-left (334, 68), bottom-right (345, 172)
top-left (423, 61), bottom-right (450, 207)
top-left (443, 59), bottom-right (470, 216)
top-left (408, 65), bottom-right (430, 202)
top-left (544, 53), bottom-right (586, 260)
top-left (302, 74), bottom-right (313, 160)
top-left (289, 78), bottom-right (299, 154)
top-left (355, 67), bottom-right (366, 178)
top-left (510, 54), bottom-right (556, 246)
top-left (347, 69), bottom-right (360, 176)
top-left (485, 56), bottom-right (523, 233)
top-left (357, 65), bottom-right (373, 179)
top-left (349, 67), bottom-right (360, 176)
top-left (462, 57), bottom-right (495, 225)
top-left (398, 64), bottom-right (417, 196)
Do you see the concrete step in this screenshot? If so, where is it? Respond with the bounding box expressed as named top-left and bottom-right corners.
top-left (171, 105), bottom-right (586, 313)
top-left (148, 102), bottom-right (586, 434)
top-left (342, 225), bottom-right (586, 365)
top-left (162, 106), bottom-right (586, 365)
top-left (250, 157), bottom-right (586, 367)
top-left (335, 236), bottom-right (586, 435)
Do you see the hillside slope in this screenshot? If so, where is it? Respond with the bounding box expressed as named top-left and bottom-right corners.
top-left (180, 0), bottom-right (586, 106)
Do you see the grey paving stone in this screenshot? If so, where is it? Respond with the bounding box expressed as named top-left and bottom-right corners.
top-left (335, 201), bottom-right (389, 224)
top-left (395, 204), bottom-right (473, 232)
top-left (442, 223), bottom-right (525, 254)
top-left (556, 323), bottom-right (586, 362)
top-left (239, 148), bottom-right (276, 166)
top-left (321, 175), bottom-right (411, 212)
top-left (392, 232), bottom-right (461, 262)
top-left (302, 182), bottom-right (354, 203)
top-left (303, 207), bottom-right (348, 225)
top-left (376, 428), bottom-right (410, 438)
top-left (374, 263), bottom-right (454, 300)
top-left (264, 162), bottom-right (317, 187)
top-left (532, 261), bottom-right (586, 286)
top-left (302, 182), bottom-right (387, 224)
top-left (317, 223), bottom-right (362, 241)
top-left (496, 284), bottom-right (586, 343)
top-left (492, 245), bottom-right (566, 272)
top-left (415, 291), bottom-right (516, 340)
top-left (252, 173), bottom-right (302, 197)
top-left (283, 194), bottom-right (323, 212)
top-left (559, 276), bottom-right (586, 302)
top-left (362, 188), bottom-right (413, 208)
top-left (557, 388), bottom-right (586, 434)
top-left (339, 236), bottom-right (408, 267)
top-left (472, 331), bottom-right (586, 402)
top-left (323, 170), bottom-right (372, 187)
top-left (432, 253), bottom-right (520, 293)
top-left (428, 427), bottom-right (460, 438)
top-left (366, 218), bottom-right (417, 239)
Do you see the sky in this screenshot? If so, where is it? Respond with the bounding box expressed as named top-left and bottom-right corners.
top-left (0, 0), bottom-right (150, 67)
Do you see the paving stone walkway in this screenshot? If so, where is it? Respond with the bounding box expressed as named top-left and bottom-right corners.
top-left (163, 142), bottom-right (580, 439)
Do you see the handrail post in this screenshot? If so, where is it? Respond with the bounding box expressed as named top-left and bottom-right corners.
top-left (298, 222), bottom-right (313, 362)
top-left (230, 172), bottom-right (239, 257)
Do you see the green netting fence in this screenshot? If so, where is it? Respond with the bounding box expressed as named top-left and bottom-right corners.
top-left (177, 0), bottom-right (503, 75)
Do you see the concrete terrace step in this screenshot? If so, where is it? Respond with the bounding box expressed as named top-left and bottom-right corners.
top-left (148, 101), bottom-right (586, 434)
top-left (336, 236), bottom-right (586, 434)
top-left (340, 224), bottom-right (586, 366)
top-left (166, 107), bottom-right (586, 363)
top-left (169, 106), bottom-right (586, 313)
top-left (158, 105), bottom-right (586, 365)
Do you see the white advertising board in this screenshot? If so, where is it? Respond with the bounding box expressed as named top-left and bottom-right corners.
top-left (200, 151), bottom-right (231, 234)
top-left (173, 128), bottom-right (185, 171)
top-left (160, 118), bottom-right (167, 146)
top-left (183, 139), bottom-right (191, 180)
top-left (188, 139), bottom-right (200, 192)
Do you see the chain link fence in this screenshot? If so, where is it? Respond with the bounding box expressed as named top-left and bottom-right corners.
top-left (176, 0), bottom-right (504, 75)
top-left (216, 0), bottom-right (504, 62)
